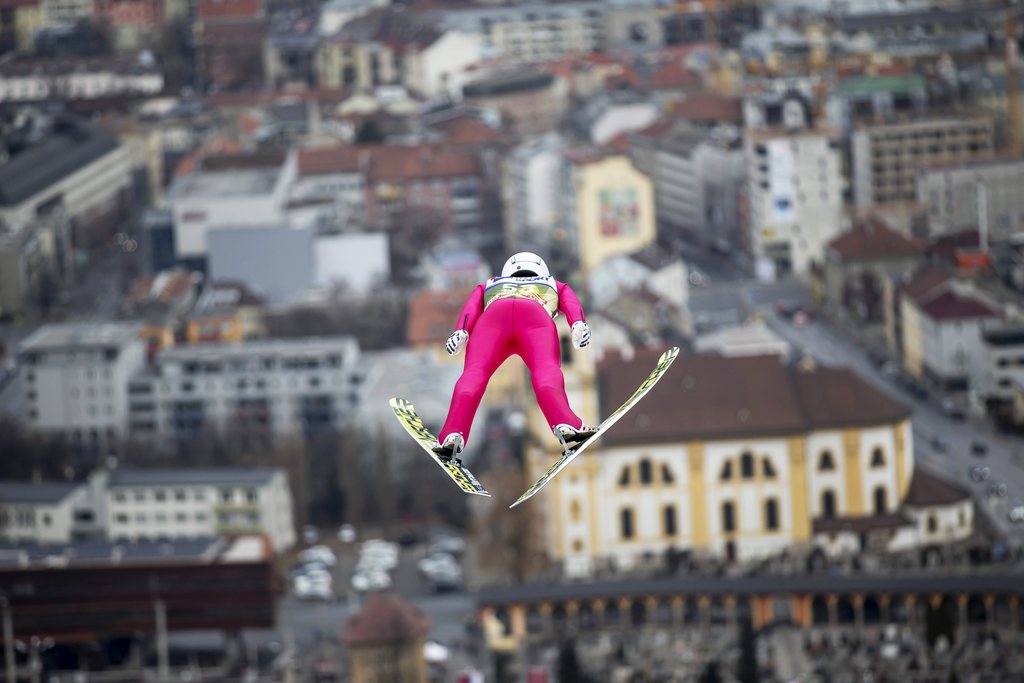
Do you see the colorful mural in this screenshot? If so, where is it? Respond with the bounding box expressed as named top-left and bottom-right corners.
top-left (598, 188), bottom-right (640, 236)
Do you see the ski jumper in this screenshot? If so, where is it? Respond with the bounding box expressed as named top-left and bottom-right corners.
top-left (439, 275), bottom-right (587, 446)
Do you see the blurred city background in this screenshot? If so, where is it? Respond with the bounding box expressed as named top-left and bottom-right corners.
top-left (2, 0), bottom-right (1024, 680)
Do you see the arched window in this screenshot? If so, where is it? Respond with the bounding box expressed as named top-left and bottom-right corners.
top-left (764, 498), bottom-right (779, 530)
top-left (740, 452), bottom-right (754, 478)
top-left (870, 448), bottom-right (885, 468)
top-left (661, 464), bottom-right (674, 484)
top-left (762, 458), bottom-right (776, 479)
top-left (620, 508), bottom-right (634, 539)
top-left (720, 461), bottom-right (733, 481)
top-left (639, 459), bottom-right (653, 484)
top-left (722, 501), bottom-right (735, 532)
top-left (663, 505), bottom-right (677, 536)
top-left (874, 486), bottom-right (887, 514)
top-left (570, 499), bottom-right (581, 522)
top-left (619, 466), bottom-right (631, 486)
top-left (821, 490), bottom-right (836, 519)
top-left (818, 451), bottom-right (835, 471)
top-left (927, 514), bottom-right (938, 533)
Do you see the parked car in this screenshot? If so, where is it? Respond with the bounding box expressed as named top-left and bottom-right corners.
top-left (418, 552), bottom-right (459, 578)
top-left (294, 573), bottom-right (332, 601)
top-left (1008, 503), bottom-right (1024, 523)
top-left (941, 397), bottom-right (966, 420)
top-left (971, 441), bottom-right (989, 457)
top-left (931, 436), bottom-right (949, 453)
top-left (351, 569), bottom-right (390, 592)
top-left (969, 466), bottom-right (991, 482)
top-left (299, 545), bottom-right (337, 567)
top-left (337, 524), bottom-right (356, 543)
top-left (429, 536), bottom-right (466, 557)
top-left (987, 483), bottom-right (1008, 498)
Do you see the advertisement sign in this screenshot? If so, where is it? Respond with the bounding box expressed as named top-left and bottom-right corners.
top-left (598, 187), bottom-right (639, 236)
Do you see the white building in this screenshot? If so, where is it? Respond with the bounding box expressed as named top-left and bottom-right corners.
top-left (404, 31), bottom-right (484, 98)
top-left (745, 129), bottom-right (844, 275)
top-left (18, 323), bottom-right (146, 453)
top-left (0, 481), bottom-right (89, 544)
top-left (900, 280), bottom-right (1003, 389)
top-left (314, 232), bottom-right (390, 292)
top-left (431, 2), bottom-right (605, 63)
top-left (40, 0), bottom-right (93, 26)
top-left (105, 467), bottom-right (296, 551)
top-left (0, 57), bottom-right (164, 103)
top-left (503, 133), bottom-right (566, 253)
top-left (167, 156), bottom-right (297, 267)
top-left (587, 244), bottom-right (688, 310)
top-left (574, 92), bottom-right (658, 146)
top-left (916, 156), bottom-right (1024, 240)
top-left (694, 321), bottom-right (791, 358)
top-left (979, 327), bottom-right (1024, 401)
top-left (289, 146), bottom-right (368, 233)
top-left (127, 337), bottom-right (370, 446)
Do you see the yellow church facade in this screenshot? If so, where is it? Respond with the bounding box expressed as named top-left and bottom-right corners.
top-left (524, 350), bottom-right (914, 575)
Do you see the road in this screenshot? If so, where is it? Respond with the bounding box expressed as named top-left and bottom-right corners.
top-left (756, 303), bottom-right (1024, 543)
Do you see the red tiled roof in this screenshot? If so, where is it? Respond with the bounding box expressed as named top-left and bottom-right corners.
top-left (174, 138), bottom-right (241, 177)
top-left (406, 287), bottom-right (473, 346)
top-left (297, 146), bottom-right (370, 175)
top-left (604, 132), bottom-right (631, 153)
top-left (342, 593), bottom-right (430, 647)
top-left (648, 60), bottom-right (702, 91)
top-left (598, 351), bottom-right (910, 445)
top-left (900, 267), bottom-right (951, 301)
top-left (197, 0), bottom-right (262, 20)
top-left (604, 64), bottom-right (644, 91)
top-left (631, 117), bottom-right (677, 141)
top-left (673, 93), bottom-right (743, 124)
top-left (828, 217), bottom-right (925, 262)
top-left (429, 116), bottom-right (502, 145)
top-left (918, 290), bottom-right (1000, 320)
top-left (903, 467), bottom-right (970, 507)
top-left (368, 145), bottom-right (478, 182)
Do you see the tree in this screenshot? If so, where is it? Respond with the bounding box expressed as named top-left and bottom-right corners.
top-left (557, 639), bottom-right (585, 683)
top-left (472, 464), bottom-right (549, 584)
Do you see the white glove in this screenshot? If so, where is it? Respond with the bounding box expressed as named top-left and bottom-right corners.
top-left (571, 321), bottom-right (591, 350)
top-left (446, 329), bottom-right (469, 355)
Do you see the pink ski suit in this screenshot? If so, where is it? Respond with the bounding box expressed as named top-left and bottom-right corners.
top-left (439, 275), bottom-right (587, 445)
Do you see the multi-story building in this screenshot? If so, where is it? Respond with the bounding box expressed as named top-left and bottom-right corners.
top-left (92, 0), bottom-right (165, 49)
top-left (18, 323), bottom-right (146, 454)
top-left (899, 278), bottom-right (1002, 389)
top-left (979, 327), bottom-right (1024, 404)
top-left (503, 133), bottom-right (566, 254)
top-left (0, 0), bottom-right (42, 54)
top-left (431, 2), bottom-right (605, 63)
top-left (40, 0), bottom-right (91, 25)
top-left (0, 481), bottom-right (89, 543)
top-left (105, 467), bottom-right (296, 551)
top-left (0, 112), bottom-right (132, 316)
top-left (461, 70), bottom-right (569, 137)
top-left (916, 156), bottom-right (1024, 240)
top-left (0, 53), bottom-right (164, 101)
top-left (194, 0), bottom-right (267, 90)
top-left (531, 351), bottom-right (914, 573)
top-left (127, 337), bottom-right (368, 446)
top-left (561, 147), bottom-right (656, 277)
top-left (745, 128), bottom-right (844, 276)
top-left (290, 146), bottom-right (369, 231)
top-left (851, 118), bottom-right (995, 209)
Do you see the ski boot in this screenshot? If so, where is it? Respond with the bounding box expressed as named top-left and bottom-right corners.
top-left (553, 423), bottom-right (596, 454)
top-left (432, 433), bottom-right (465, 463)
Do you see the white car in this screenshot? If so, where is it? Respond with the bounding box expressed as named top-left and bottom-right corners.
top-left (299, 546), bottom-right (337, 567)
top-left (351, 570), bottom-right (391, 592)
top-left (294, 574), bottom-right (332, 600)
top-left (418, 552), bottom-right (459, 576)
top-left (337, 524), bottom-right (356, 543)
top-left (429, 536), bottom-right (466, 556)
top-left (1009, 504), bottom-right (1024, 523)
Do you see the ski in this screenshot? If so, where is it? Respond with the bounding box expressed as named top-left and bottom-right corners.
top-left (388, 397), bottom-right (491, 497)
top-left (510, 346), bottom-right (680, 508)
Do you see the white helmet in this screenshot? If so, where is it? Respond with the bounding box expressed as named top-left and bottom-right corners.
top-left (501, 252), bottom-right (549, 278)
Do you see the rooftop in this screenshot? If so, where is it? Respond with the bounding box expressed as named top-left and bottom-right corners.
top-left (917, 290), bottom-right (1000, 321)
top-left (462, 71), bottom-right (555, 99)
top-left (151, 336), bottom-right (359, 365)
top-left (0, 481), bottom-right (80, 504)
top-left (406, 287), bottom-right (474, 347)
top-left (903, 467), bottom-right (970, 507)
top-left (828, 217), bottom-right (925, 263)
top-left (107, 467), bottom-right (281, 488)
top-left (296, 146), bottom-right (369, 176)
top-left (0, 535), bottom-right (268, 569)
top-left (19, 322), bottom-right (143, 353)
top-left (673, 93), bottom-right (743, 125)
top-left (170, 167), bottom-right (281, 200)
top-left (598, 351), bottom-right (911, 445)
top-left (367, 145), bottom-right (478, 182)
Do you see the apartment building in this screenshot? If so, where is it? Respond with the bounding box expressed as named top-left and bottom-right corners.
top-left (503, 133), bottom-right (566, 253)
top-left (432, 2), bottom-right (605, 63)
top-left (979, 327), bottom-right (1024, 402)
top-left (18, 322), bottom-right (146, 454)
top-left (127, 337), bottom-right (369, 445)
top-left (852, 118), bottom-right (995, 209)
top-left (0, 481), bottom-right (88, 544)
top-left (105, 467), bottom-right (295, 551)
top-left (745, 129), bottom-right (844, 275)
top-left (916, 156), bottom-right (1024, 240)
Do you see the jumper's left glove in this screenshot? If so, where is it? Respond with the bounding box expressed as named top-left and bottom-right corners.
top-left (571, 321), bottom-right (591, 350)
top-left (446, 329), bottom-right (469, 356)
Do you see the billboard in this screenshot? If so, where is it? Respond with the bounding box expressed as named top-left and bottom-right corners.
top-left (598, 187), bottom-right (640, 236)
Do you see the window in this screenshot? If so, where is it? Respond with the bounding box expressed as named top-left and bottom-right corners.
top-left (722, 502), bottom-right (735, 532)
top-left (720, 461), bottom-right (733, 481)
top-left (639, 459), bottom-right (652, 484)
top-left (114, 493), bottom-right (126, 503)
top-left (176, 512), bottom-right (187, 523)
top-left (740, 452), bottom-right (754, 478)
top-left (155, 513), bottom-right (167, 523)
top-left (620, 508), bottom-right (634, 539)
top-left (196, 512), bottom-right (208, 522)
top-left (874, 486), bottom-right (887, 514)
top-left (818, 451), bottom-right (835, 471)
top-left (762, 458), bottom-right (776, 479)
top-left (958, 509), bottom-right (966, 528)
top-left (245, 489), bottom-right (258, 504)
top-left (220, 489), bottom-right (233, 503)
top-left (618, 467), bottom-right (631, 486)
top-left (661, 464), bottom-right (674, 484)
top-left (135, 513), bottom-right (147, 523)
top-left (927, 514), bottom-right (937, 533)
top-left (663, 505), bottom-right (677, 537)
top-left (870, 448), bottom-right (885, 468)
top-left (155, 490), bottom-right (166, 502)
top-left (764, 499), bottom-right (778, 530)
top-left (175, 489), bottom-right (186, 502)
top-left (194, 490), bottom-right (206, 501)
top-left (42, 513), bottom-right (51, 527)
top-left (115, 513), bottom-right (128, 524)
top-left (134, 490), bottom-right (145, 502)
top-left (822, 490), bottom-right (836, 519)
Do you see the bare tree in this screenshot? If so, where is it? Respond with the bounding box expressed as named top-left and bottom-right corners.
top-left (472, 465), bottom-right (550, 585)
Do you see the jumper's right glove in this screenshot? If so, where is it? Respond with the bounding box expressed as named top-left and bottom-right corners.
top-left (446, 329), bottom-right (469, 355)
top-left (571, 321), bottom-right (591, 350)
